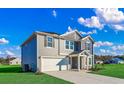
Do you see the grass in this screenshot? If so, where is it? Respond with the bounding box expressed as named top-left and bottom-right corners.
top-left (0, 65), bottom-right (73, 84)
top-left (91, 64), bottom-right (124, 79)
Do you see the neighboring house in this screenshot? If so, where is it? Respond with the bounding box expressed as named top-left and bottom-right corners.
top-left (21, 30), bottom-right (95, 72)
top-left (9, 58), bottom-right (21, 65)
top-left (96, 60), bottom-right (103, 64)
top-left (104, 58), bottom-right (124, 64)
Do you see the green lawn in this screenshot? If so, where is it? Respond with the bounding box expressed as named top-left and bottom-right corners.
top-left (91, 64), bottom-right (124, 79)
top-left (0, 65), bottom-right (73, 84)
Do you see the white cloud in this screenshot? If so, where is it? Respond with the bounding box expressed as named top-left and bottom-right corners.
top-left (78, 16), bottom-right (104, 29)
top-left (111, 51), bottom-right (118, 55)
top-left (100, 49), bottom-right (106, 53)
top-left (96, 43), bottom-right (124, 56)
top-left (112, 45), bottom-right (124, 51)
top-left (67, 26), bottom-right (73, 32)
top-left (80, 29), bottom-right (97, 35)
top-left (0, 38), bottom-right (9, 44)
top-left (52, 10), bottom-right (57, 17)
top-left (0, 51), bottom-right (4, 55)
top-left (95, 8), bottom-right (124, 31)
top-left (78, 17), bottom-right (85, 24)
top-left (94, 41), bottom-right (113, 47)
top-left (100, 49), bottom-right (111, 54)
top-left (77, 8), bottom-right (124, 32)
top-left (95, 8), bottom-right (124, 24)
top-left (104, 30), bottom-right (108, 32)
top-left (99, 49), bottom-right (118, 55)
top-left (5, 50), bottom-right (15, 56)
top-left (111, 24), bottom-right (124, 31)
top-left (7, 46), bottom-right (21, 51)
top-left (66, 26), bottom-right (97, 35)
top-left (61, 26), bottom-right (79, 37)
top-left (16, 46), bottom-right (20, 50)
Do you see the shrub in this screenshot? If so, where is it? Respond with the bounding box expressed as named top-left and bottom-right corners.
top-left (35, 72), bottom-right (44, 75)
top-left (90, 64), bottom-right (104, 71)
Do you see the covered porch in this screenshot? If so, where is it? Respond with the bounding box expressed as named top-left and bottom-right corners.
top-left (69, 50), bottom-right (94, 71)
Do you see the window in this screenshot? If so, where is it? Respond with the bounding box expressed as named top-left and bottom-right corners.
top-left (47, 36), bottom-right (53, 47)
top-left (85, 40), bottom-right (90, 50)
top-left (65, 40), bottom-right (69, 49)
top-left (65, 40), bottom-right (74, 50)
top-left (70, 41), bottom-right (74, 49)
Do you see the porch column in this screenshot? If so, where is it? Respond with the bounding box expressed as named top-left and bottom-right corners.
top-left (78, 56), bottom-right (80, 71)
top-left (70, 57), bottom-right (72, 70)
top-left (87, 57), bottom-right (89, 70)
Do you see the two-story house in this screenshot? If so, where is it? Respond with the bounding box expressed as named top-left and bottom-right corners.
top-left (21, 30), bottom-right (95, 72)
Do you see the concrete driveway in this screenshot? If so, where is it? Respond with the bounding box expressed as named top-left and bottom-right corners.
top-left (45, 70), bottom-right (124, 84)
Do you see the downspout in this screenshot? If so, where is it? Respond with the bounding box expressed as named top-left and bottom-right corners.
top-left (92, 43), bottom-right (94, 68)
top-left (58, 38), bottom-right (60, 56)
top-left (36, 34), bottom-right (41, 72)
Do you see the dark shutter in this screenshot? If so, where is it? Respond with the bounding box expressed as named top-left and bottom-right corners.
top-left (53, 38), bottom-right (55, 48)
top-left (44, 35), bottom-right (47, 47)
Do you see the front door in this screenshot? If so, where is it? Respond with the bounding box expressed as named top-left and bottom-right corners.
top-left (72, 57), bottom-right (78, 69)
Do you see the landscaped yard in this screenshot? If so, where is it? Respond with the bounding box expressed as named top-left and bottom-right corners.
top-left (91, 64), bottom-right (124, 79)
top-left (0, 65), bottom-right (73, 84)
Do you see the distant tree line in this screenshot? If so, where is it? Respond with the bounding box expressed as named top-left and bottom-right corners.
top-left (94, 55), bottom-right (124, 61)
top-left (117, 56), bottom-right (124, 60)
top-left (0, 56), bottom-right (16, 65)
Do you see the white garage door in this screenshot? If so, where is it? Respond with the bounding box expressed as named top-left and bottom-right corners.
top-left (41, 57), bottom-right (69, 71)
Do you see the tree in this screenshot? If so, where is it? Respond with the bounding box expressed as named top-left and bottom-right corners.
top-left (94, 55), bottom-right (113, 61)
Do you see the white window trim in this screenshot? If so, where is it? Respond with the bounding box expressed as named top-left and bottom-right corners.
top-left (85, 42), bottom-right (90, 50)
top-left (65, 40), bottom-right (70, 49)
top-left (65, 40), bottom-right (74, 50)
top-left (46, 36), bottom-right (53, 48)
top-left (70, 41), bottom-right (74, 50)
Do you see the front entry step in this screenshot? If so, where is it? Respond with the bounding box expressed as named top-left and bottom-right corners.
top-left (71, 69), bottom-right (79, 71)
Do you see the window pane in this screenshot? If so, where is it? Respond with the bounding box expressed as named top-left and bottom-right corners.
top-left (70, 41), bottom-right (74, 50)
top-left (85, 43), bottom-right (90, 50)
top-left (70, 41), bottom-right (74, 45)
top-left (70, 45), bottom-right (74, 49)
top-left (66, 45), bottom-right (69, 49)
top-left (48, 37), bottom-right (52, 42)
top-left (66, 40), bottom-right (69, 44)
top-left (48, 42), bottom-right (52, 47)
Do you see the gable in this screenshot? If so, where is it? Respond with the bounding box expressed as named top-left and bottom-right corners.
top-left (82, 36), bottom-right (94, 43)
top-left (60, 30), bottom-right (82, 41)
top-left (80, 50), bottom-right (91, 56)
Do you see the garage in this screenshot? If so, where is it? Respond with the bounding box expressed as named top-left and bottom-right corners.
top-left (41, 57), bottom-right (70, 71)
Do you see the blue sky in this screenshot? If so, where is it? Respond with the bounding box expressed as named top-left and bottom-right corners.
top-left (0, 8), bottom-right (124, 57)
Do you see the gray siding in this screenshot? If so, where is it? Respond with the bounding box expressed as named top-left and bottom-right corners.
top-left (37, 32), bottom-right (89, 56)
top-left (37, 34), bottom-right (59, 57)
top-left (21, 37), bottom-right (37, 72)
top-left (81, 38), bottom-right (93, 54)
top-left (37, 35), bottom-right (75, 57)
top-left (61, 31), bottom-right (81, 41)
top-left (59, 31), bottom-right (82, 55)
top-left (59, 39), bottom-right (74, 55)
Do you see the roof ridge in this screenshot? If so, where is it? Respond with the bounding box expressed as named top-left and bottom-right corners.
top-left (60, 30), bottom-right (82, 37)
